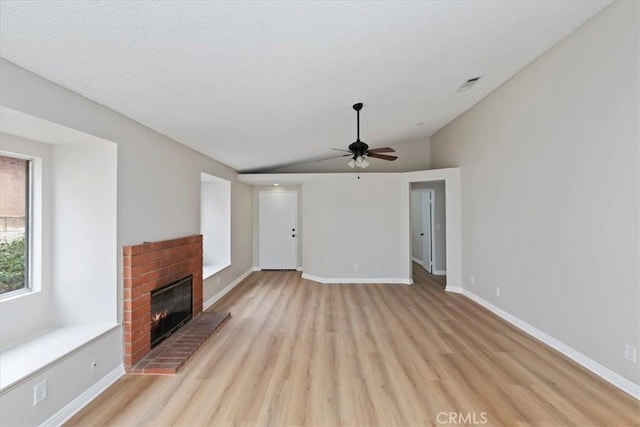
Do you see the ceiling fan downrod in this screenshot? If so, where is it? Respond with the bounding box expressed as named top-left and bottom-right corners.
top-left (353, 102), bottom-right (363, 142)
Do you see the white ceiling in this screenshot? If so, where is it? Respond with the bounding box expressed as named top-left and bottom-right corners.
top-left (0, 1), bottom-right (610, 172)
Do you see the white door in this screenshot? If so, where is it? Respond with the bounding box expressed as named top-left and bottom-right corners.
top-left (259, 191), bottom-right (298, 269)
top-left (421, 191), bottom-right (434, 273)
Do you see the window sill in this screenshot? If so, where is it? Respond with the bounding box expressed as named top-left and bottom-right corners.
top-left (0, 323), bottom-right (119, 392)
top-left (0, 287), bottom-right (38, 303)
top-left (203, 263), bottom-right (231, 280)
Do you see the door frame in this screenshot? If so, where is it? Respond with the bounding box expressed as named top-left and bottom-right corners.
top-left (420, 189), bottom-right (436, 273)
top-left (258, 190), bottom-right (298, 270)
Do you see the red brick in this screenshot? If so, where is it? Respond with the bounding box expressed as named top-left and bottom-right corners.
top-left (129, 252), bottom-right (154, 267)
top-left (123, 235), bottom-right (203, 368)
top-left (168, 261), bottom-right (189, 275)
top-left (131, 305), bottom-right (150, 322)
top-left (131, 338), bottom-right (149, 355)
top-left (124, 245), bottom-right (143, 256)
top-left (124, 328), bottom-right (149, 346)
top-left (143, 366), bottom-right (179, 375)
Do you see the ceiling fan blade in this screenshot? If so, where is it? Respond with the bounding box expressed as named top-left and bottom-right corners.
top-left (367, 147), bottom-right (396, 154)
top-left (317, 154), bottom-right (351, 162)
top-left (332, 148), bottom-right (352, 153)
top-left (368, 153), bottom-right (398, 161)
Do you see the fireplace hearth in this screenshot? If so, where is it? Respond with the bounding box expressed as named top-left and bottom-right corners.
top-left (150, 275), bottom-right (193, 348)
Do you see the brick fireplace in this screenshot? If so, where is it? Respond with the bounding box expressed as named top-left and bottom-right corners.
top-left (122, 235), bottom-right (203, 371)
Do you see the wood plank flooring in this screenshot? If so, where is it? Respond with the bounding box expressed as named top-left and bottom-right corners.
top-left (67, 265), bottom-right (639, 426)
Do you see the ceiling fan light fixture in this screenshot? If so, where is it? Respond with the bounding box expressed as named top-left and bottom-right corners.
top-left (326, 102), bottom-right (397, 169)
top-left (354, 155), bottom-right (370, 169)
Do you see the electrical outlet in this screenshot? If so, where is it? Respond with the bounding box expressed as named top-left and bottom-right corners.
top-left (495, 287), bottom-right (501, 297)
top-left (354, 264), bottom-right (359, 271)
top-left (624, 344), bottom-right (637, 363)
top-left (34, 380), bottom-right (47, 405)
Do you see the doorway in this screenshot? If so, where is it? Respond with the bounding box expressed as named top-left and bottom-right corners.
top-left (259, 191), bottom-right (298, 269)
top-left (410, 181), bottom-right (446, 277)
top-left (411, 189), bottom-right (436, 273)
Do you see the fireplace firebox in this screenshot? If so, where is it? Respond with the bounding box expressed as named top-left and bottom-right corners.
top-left (150, 275), bottom-right (193, 348)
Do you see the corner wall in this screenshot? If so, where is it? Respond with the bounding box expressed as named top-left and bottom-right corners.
top-left (0, 58), bottom-right (253, 424)
top-left (430, 1), bottom-right (639, 386)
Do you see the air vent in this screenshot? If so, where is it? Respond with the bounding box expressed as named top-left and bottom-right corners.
top-left (457, 76), bottom-right (482, 92)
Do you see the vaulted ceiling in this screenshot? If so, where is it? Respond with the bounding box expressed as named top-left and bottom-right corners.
top-left (0, 1), bottom-right (610, 172)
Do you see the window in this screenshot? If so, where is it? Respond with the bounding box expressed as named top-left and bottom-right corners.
top-left (0, 155), bottom-right (30, 295)
top-left (200, 173), bottom-right (231, 278)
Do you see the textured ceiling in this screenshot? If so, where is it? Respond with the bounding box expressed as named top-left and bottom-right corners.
top-left (0, 1), bottom-right (610, 172)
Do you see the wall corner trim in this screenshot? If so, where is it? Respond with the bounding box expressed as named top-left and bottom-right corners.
top-left (39, 364), bottom-right (124, 427)
top-left (444, 285), bottom-right (463, 293)
top-left (450, 288), bottom-right (640, 400)
top-left (203, 268), bottom-right (254, 311)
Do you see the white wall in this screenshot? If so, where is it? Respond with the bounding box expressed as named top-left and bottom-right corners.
top-left (301, 180), bottom-right (325, 277)
top-left (242, 169), bottom-right (462, 287)
top-left (0, 58), bottom-right (253, 424)
top-left (311, 174), bottom-right (405, 281)
top-left (430, 1), bottom-right (639, 386)
top-left (0, 328), bottom-right (121, 427)
top-left (51, 142), bottom-right (117, 326)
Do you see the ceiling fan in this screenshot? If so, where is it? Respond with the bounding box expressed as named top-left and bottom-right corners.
top-left (327, 102), bottom-right (398, 169)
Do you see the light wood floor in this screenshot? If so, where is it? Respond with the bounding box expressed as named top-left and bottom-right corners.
top-left (68, 265), bottom-right (639, 426)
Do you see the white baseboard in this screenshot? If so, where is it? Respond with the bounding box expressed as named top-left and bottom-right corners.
top-left (411, 257), bottom-right (423, 266)
top-left (40, 364), bottom-right (124, 427)
top-left (433, 269), bottom-right (446, 275)
top-left (445, 285), bottom-right (463, 293)
top-left (203, 268), bottom-right (253, 310)
top-left (449, 287), bottom-right (640, 400)
top-left (302, 273), bottom-right (411, 285)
